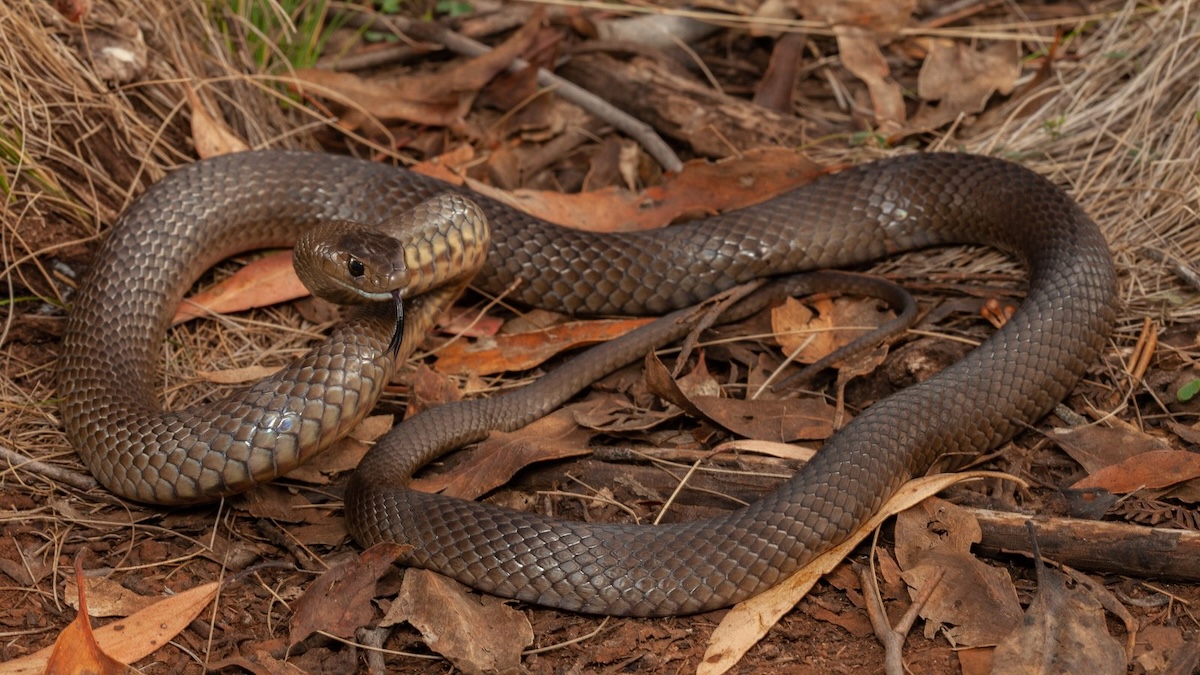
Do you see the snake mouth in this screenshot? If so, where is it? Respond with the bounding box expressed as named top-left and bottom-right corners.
top-left (388, 289), bottom-right (405, 357)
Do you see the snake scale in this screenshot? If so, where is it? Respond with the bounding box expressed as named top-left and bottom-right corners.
top-left (60, 150), bottom-right (1117, 616)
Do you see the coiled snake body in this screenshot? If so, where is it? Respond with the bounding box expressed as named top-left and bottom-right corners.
top-left (60, 151), bottom-right (1117, 616)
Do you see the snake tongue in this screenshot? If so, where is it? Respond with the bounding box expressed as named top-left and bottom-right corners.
top-left (387, 289), bottom-right (405, 357)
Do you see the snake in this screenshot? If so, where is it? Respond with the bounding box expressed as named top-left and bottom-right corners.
top-left (60, 150), bottom-right (1118, 617)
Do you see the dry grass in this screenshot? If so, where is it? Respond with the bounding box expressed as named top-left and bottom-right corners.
top-left (0, 0), bottom-right (1198, 667)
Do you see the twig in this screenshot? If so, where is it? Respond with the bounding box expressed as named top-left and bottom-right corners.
top-left (858, 553), bottom-right (944, 675)
top-left (0, 442), bottom-right (99, 492)
top-left (324, 41), bottom-right (443, 71)
top-left (357, 626), bottom-right (391, 675)
top-left (1141, 247), bottom-right (1200, 293)
top-left (351, 11), bottom-right (684, 173)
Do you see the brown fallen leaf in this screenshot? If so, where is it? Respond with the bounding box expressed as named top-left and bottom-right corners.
top-left (464, 147), bottom-right (823, 234)
top-left (289, 520), bottom-right (350, 547)
top-left (907, 38), bottom-right (1021, 135)
top-left (699, 471), bottom-right (1023, 675)
top-left (405, 364), bottom-right (464, 420)
top-left (186, 84), bottom-right (250, 159)
top-left (957, 647), bottom-right (996, 675)
top-left (409, 143), bottom-right (478, 181)
top-left (196, 364), bottom-right (284, 385)
top-left (409, 406), bottom-right (593, 499)
top-left (836, 28), bottom-right (907, 129)
top-left (1131, 625), bottom-right (1191, 674)
top-left (172, 250), bottom-right (304, 325)
top-left (292, 15), bottom-right (541, 129)
top-left (3, 572), bottom-right (219, 675)
top-left (1072, 449), bottom-right (1200, 492)
top-left (43, 556), bottom-right (131, 675)
top-left (771, 295), bottom-right (895, 364)
top-left (570, 391), bottom-right (685, 433)
top-left (991, 562), bottom-right (1126, 674)
top-left (689, 396), bottom-right (836, 443)
top-left (432, 317), bottom-right (654, 376)
top-left (64, 575), bottom-right (156, 618)
top-left (793, 0), bottom-right (914, 130)
top-left (243, 484), bottom-right (324, 524)
top-left (672, 350), bottom-right (722, 397)
top-left (895, 498), bottom-right (1023, 646)
top-left (288, 542), bottom-right (409, 646)
top-left (644, 351), bottom-right (836, 442)
top-left (801, 599), bottom-right (874, 638)
top-left (437, 305), bottom-right (504, 338)
top-left (1051, 423), bottom-right (1173, 473)
top-left (383, 569), bottom-right (533, 675)
top-left (754, 32), bottom-right (807, 113)
top-left (709, 438), bottom-right (816, 462)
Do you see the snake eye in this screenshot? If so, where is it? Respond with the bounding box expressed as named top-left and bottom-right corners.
top-left (347, 257), bottom-right (366, 278)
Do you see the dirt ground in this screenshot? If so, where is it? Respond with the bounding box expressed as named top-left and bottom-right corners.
top-left (1, 0), bottom-right (1199, 673)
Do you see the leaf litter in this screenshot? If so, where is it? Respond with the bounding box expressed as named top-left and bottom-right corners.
top-left (1, 0), bottom-right (1199, 673)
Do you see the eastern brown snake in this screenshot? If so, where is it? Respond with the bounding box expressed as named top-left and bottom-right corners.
top-left (60, 150), bottom-right (1117, 616)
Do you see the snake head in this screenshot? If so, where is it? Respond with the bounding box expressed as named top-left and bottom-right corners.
top-left (294, 221), bottom-right (412, 306)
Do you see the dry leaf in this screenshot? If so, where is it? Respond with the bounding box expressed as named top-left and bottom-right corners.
top-left (894, 499), bottom-right (1022, 645)
top-left (242, 484), bottom-right (324, 524)
top-left (991, 564), bottom-right (1126, 674)
top-left (288, 543), bottom-right (408, 646)
top-left (385, 569), bottom-right (533, 675)
top-left (836, 28), bottom-right (906, 128)
top-left (902, 547), bottom-right (1022, 645)
top-left (699, 471), bottom-right (1022, 675)
top-left (196, 364), bottom-right (284, 385)
top-left (771, 295), bottom-right (895, 364)
top-left (409, 406), bottom-right (592, 499)
top-left (292, 15), bottom-right (541, 128)
top-left (570, 391), bottom-right (684, 433)
top-left (709, 439), bottom-right (816, 462)
top-left (957, 647), bottom-right (996, 675)
top-left (794, 0), bottom-right (914, 33)
top-left (801, 600), bottom-right (874, 637)
top-left (186, 84), bottom-right (250, 158)
top-left (3, 577), bottom-right (219, 675)
top-left (207, 648), bottom-right (308, 675)
top-left (792, 0), bottom-right (913, 128)
top-left (908, 39), bottom-right (1021, 134)
top-left (1051, 424), bottom-right (1173, 473)
top-left (466, 148), bottom-right (822, 234)
top-left (289, 520), bottom-right (350, 547)
top-left (644, 350), bottom-right (836, 442)
top-left (64, 576), bottom-right (156, 618)
top-left (172, 250), bottom-right (304, 325)
top-left (405, 364), bottom-right (464, 420)
top-left (437, 305), bottom-right (504, 338)
top-left (689, 395), bottom-right (836, 442)
top-left (893, 496), bottom-right (981, 566)
top-left (43, 557), bottom-right (131, 675)
top-left (754, 32), bottom-right (806, 112)
top-left (433, 317), bottom-right (654, 376)
top-left (1072, 449), bottom-right (1200, 492)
